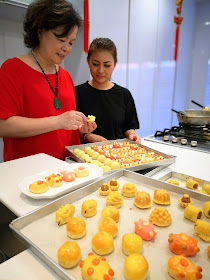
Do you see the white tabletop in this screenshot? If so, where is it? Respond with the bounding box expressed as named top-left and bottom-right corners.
top-left (0, 141), bottom-right (210, 279)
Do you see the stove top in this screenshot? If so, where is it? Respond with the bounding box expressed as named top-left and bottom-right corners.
top-left (145, 124), bottom-right (210, 154)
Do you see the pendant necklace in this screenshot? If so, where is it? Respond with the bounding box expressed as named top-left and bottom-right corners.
top-left (30, 50), bottom-right (61, 109)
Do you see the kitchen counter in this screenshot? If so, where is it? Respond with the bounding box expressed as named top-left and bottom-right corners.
top-left (0, 140), bottom-right (209, 279)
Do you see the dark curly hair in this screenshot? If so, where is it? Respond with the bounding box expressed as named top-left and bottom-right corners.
top-left (23, 0), bottom-right (81, 49)
top-left (87, 38), bottom-right (118, 64)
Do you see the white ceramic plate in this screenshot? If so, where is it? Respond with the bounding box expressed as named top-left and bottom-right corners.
top-left (18, 163), bottom-right (103, 200)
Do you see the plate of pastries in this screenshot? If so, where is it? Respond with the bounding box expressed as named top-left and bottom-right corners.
top-left (18, 163), bottom-right (103, 199)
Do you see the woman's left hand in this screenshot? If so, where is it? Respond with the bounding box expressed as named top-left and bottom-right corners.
top-left (128, 133), bottom-right (141, 144)
top-left (78, 120), bottom-right (97, 134)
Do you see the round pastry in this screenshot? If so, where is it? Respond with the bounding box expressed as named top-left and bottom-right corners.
top-left (117, 152), bottom-right (126, 158)
top-left (102, 165), bottom-right (111, 172)
top-left (110, 161), bottom-right (120, 170)
top-left (113, 141), bottom-right (121, 148)
top-left (101, 206), bottom-right (120, 222)
top-left (149, 207), bottom-right (172, 227)
top-left (137, 148), bottom-right (146, 154)
top-left (106, 191), bottom-right (123, 208)
top-left (178, 194), bottom-right (193, 208)
top-left (123, 253), bottom-right (148, 280)
top-left (56, 204), bottom-right (75, 226)
top-left (120, 162), bottom-right (132, 168)
top-left (168, 233), bottom-right (200, 257)
top-left (121, 183), bottom-right (137, 198)
top-left (133, 154), bottom-right (142, 160)
top-left (74, 166), bottom-right (89, 177)
top-left (127, 150), bottom-right (137, 157)
top-left (98, 183), bottom-right (111, 196)
top-left (91, 151), bottom-right (100, 160)
top-left (80, 154), bottom-right (92, 162)
top-left (45, 174), bottom-right (63, 187)
top-left (86, 148), bottom-right (95, 157)
top-left (105, 153), bottom-right (115, 160)
top-left (130, 144), bottom-right (139, 150)
top-left (80, 253), bottom-right (114, 280)
top-left (154, 155), bottom-right (164, 161)
top-left (124, 156), bottom-right (133, 163)
top-left (57, 241), bottom-right (81, 268)
top-left (104, 158), bottom-right (112, 167)
top-left (203, 201), bottom-right (210, 218)
top-left (77, 150), bottom-right (85, 158)
top-left (184, 205), bottom-right (203, 222)
top-left (132, 160), bottom-right (142, 166)
top-left (168, 179), bottom-right (179, 186)
top-left (194, 219), bottom-right (210, 242)
top-left (29, 180), bottom-right (49, 194)
top-left (91, 232), bottom-right (114, 255)
top-left (202, 184), bottom-right (210, 195)
top-left (123, 141), bottom-right (130, 147)
top-left (91, 145), bottom-right (99, 152)
top-left (73, 148), bottom-right (80, 155)
top-left (109, 148), bottom-right (118, 155)
top-left (108, 179), bottom-right (120, 191)
top-left (122, 233), bottom-right (143, 255)
top-left (98, 148), bottom-right (106, 155)
top-left (208, 246), bottom-right (210, 258)
top-left (120, 147), bottom-right (129, 152)
top-left (153, 188), bottom-right (171, 205)
top-left (90, 160), bottom-right (103, 167)
top-left (102, 144), bottom-right (110, 150)
top-left (60, 170), bottom-right (75, 182)
top-left (84, 146), bottom-right (91, 154)
top-left (143, 157), bottom-right (155, 163)
top-left (168, 255), bottom-right (202, 280)
top-left (197, 189), bottom-right (208, 195)
top-left (134, 191), bottom-right (152, 209)
top-left (98, 217), bottom-right (118, 237)
top-left (114, 158), bottom-right (124, 164)
top-left (146, 151), bottom-right (154, 157)
top-left (97, 154), bottom-right (106, 163)
top-left (186, 179), bottom-right (199, 190)
top-left (81, 199), bottom-right (97, 217)
top-left (134, 219), bottom-right (157, 241)
top-left (67, 217), bottom-right (86, 239)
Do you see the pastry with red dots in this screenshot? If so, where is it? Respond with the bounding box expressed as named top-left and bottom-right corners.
top-left (178, 194), bottom-right (193, 208)
top-left (91, 145), bottom-right (99, 152)
top-left (74, 166), bottom-right (89, 177)
top-left (122, 233), bottom-right (143, 255)
top-left (109, 148), bottom-right (118, 155)
top-left (101, 206), bottom-right (120, 222)
top-left (92, 232), bottom-right (114, 255)
top-left (121, 183), bottom-right (137, 198)
top-left (168, 233), bottom-right (200, 257)
top-left (80, 253), bottom-right (114, 280)
top-left (127, 150), bottom-right (137, 157)
top-left (124, 253), bottom-right (149, 280)
top-left (56, 204), bottom-right (75, 226)
top-left (98, 183), bottom-right (111, 196)
top-left (168, 255), bottom-right (202, 280)
top-left (120, 162), bottom-right (132, 168)
top-left (117, 152), bottom-right (125, 158)
top-left (149, 207), bottom-right (172, 227)
top-left (155, 155), bottom-right (165, 161)
top-left (120, 147), bottom-right (129, 152)
top-left (113, 142), bottom-right (121, 148)
top-left (130, 144), bottom-right (139, 150)
top-left (134, 219), bottom-right (157, 241)
top-left (102, 144), bottom-right (110, 150)
top-left (137, 147), bottom-right (146, 154)
top-left (57, 241), bottom-right (81, 269)
top-left (132, 160), bottom-right (142, 166)
top-left (45, 174), bottom-right (63, 187)
top-left (123, 141), bottom-right (130, 147)
top-left (124, 156), bottom-right (133, 163)
top-left (134, 191), bottom-right (152, 209)
top-left (60, 170), bottom-right (75, 182)
top-left (29, 180), bottom-right (49, 194)
top-left (153, 188), bottom-right (171, 205)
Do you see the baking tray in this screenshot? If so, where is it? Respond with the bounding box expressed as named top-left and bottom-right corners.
top-left (159, 171), bottom-right (210, 196)
top-left (10, 170), bottom-right (209, 280)
top-left (65, 138), bottom-right (176, 175)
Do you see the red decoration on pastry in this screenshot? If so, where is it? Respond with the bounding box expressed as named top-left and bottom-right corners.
top-left (134, 219), bottom-right (157, 241)
top-left (60, 171), bottom-right (75, 182)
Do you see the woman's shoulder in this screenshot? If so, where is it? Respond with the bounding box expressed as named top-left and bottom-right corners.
top-left (1, 57), bottom-right (20, 70)
top-left (113, 83), bottom-right (132, 95)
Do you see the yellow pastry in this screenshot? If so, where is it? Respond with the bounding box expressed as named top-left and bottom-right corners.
top-left (106, 191), bottom-right (123, 208)
top-left (153, 188), bottom-right (171, 205)
top-left (168, 179), bottom-right (179, 186)
top-left (56, 204), bottom-right (75, 226)
top-left (84, 146), bottom-right (91, 153)
top-left (184, 205), bottom-right (203, 222)
top-left (122, 233), bottom-right (143, 256)
top-left (143, 157), bottom-right (155, 163)
top-left (186, 179), bottom-right (198, 190)
top-left (101, 206), bottom-right (120, 222)
top-left (67, 217), bottom-right (86, 239)
top-left (197, 189), bottom-right (208, 194)
top-left (194, 219), bottom-right (210, 242)
top-left (178, 194), bottom-right (193, 208)
top-left (74, 166), bottom-right (89, 177)
top-left (202, 201), bottom-right (210, 218)
top-left (102, 165), bottom-right (111, 172)
top-left (86, 115), bottom-right (96, 122)
top-left (149, 207), bottom-right (172, 227)
top-left (45, 174), bottom-right (63, 187)
top-left (98, 183), bottom-right (111, 196)
top-left (108, 178), bottom-right (120, 191)
top-left (134, 191), bottom-right (152, 209)
top-left (121, 183), bottom-right (137, 198)
top-left (110, 161), bottom-right (120, 170)
top-left (81, 199), bottom-right (97, 217)
top-left (202, 184), bottom-right (210, 195)
top-left (91, 232), bottom-right (114, 255)
top-left (29, 180), bottom-right (49, 194)
top-left (57, 241), bottom-right (81, 268)
top-left (124, 253), bottom-right (148, 280)
top-left (98, 217), bottom-right (118, 237)
top-left (98, 154), bottom-right (106, 163)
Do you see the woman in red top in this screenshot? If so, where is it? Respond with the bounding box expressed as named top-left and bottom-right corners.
top-left (0, 0), bottom-right (96, 162)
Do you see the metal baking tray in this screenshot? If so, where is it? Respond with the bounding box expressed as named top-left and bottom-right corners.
top-left (65, 138), bottom-right (176, 175)
top-left (10, 170), bottom-right (209, 280)
top-left (159, 171), bottom-right (210, 196)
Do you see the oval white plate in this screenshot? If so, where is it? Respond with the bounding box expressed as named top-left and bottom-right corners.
top-left (18, 163), bottom-right (103, 199)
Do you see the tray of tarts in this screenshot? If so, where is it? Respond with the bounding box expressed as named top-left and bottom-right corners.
top-left (10, 169), bottom-right (210, 280)
top-left (65, 138), bottom-right (176, 175)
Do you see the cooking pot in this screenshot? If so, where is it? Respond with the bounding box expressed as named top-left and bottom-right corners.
top-left (172, 109), bottom-right (210, 126)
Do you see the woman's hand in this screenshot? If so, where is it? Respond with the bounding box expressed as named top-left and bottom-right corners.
top-left (128, 133), bottom-right (141, 144)
top-left (57, 110), bottom-right (87, 130)
top-left (85, 133), bottom-right (107, 143)
top-left (78, 121), bottom-right (97, 134)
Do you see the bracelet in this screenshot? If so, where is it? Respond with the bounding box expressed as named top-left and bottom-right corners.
top-left (82, 133), bottom-right (87, 142)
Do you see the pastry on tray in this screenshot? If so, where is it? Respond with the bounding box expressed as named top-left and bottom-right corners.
top-left (67, 217), bottom-right (86, 239)
top-left (81, 199), bottom-right (97, 217)
top-left (202, 201), bottom-right (210, 218)
top-left (106, 191), bottom-right (123, 208)
top-left (123, 141), bottom-right (130, 147)
top-left (202, 184), bottom-right (210, 195)
top-left (168, 255), bottom-right (202, 280)
top-left (98, 217), bottom-right (118, 237)
top-left (194, 219), bottom-right (210, 242)
top-left (178, 194), bottom-right (193, 208)
top-left (98, 183), bottom-right (111, 196)
top-left (122, 233), bottom-right (143, 255)
top-left (108, 179), bottom-right (120, 191)
top-left (149, 207), bottom-right (172, 227)
top-left (184, 205), bottom-right (203, 222)
top-left (121, 183), bottom-right (137, 197)
top-left (29, 180), bottom-right (49, 194)
top-left (101, 206), bottom-right (120, 222)
top-left (123, 253), bottom-right (148, 280)
top-left (134, 191), bottom-right (152, 209)
top-left (186, 179), bottom-right (199, 190)
top-left (168, 179), bottom-right (179, 186)
top-left (134, 219), bottom-right (157, 241)
top-left (45, 173), bottom-right (63, 187)
top-left (91, 232), bottom-right (114, 255)
top-left (57, 241), bottom-right (81, 269)
top-left (74, 166), bottom-right (89, 177)
top-left (110, 161), bottom-right (120, 170)
top-left (120, 162), bottom-right (132, 168)
top-left (113, 141), bottom-right (121, 148)
top-left (153, 188), bottom-right (171, 205)
top-left (143, 157), bottom-right (155, 163)
top-left (80, 252), bottom-right (114, 280)
top-left (168, 232), bottom-right (200, 257)
top-left (56, 204), bottom-right (75, 226)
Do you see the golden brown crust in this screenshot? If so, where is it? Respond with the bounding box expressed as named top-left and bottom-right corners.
top-left (134, 191), bottom-right (152, 209)
top-left (122, 233), bottom-right (143, 256)
top-left (203, 201), bottom-right (210, 218)
top-left (101, 206), bottom-right (120, 222)
top-left (194, 219), bottom-right (210, 242)
top-left (121, 183), bottom-right (137, 198)
top-left (186, 179), bottom-right (198, 190)
top-left (184, 205), bottom-right (203, 222)
top-left (56, 204), bottom-right (75, 226)
top-left (98, 184), bottom-right (111, 196)
top-left (153, 189), bottom-right (171, 205)
top-left (67, 217), bottom-right (86, 239)
top-left (202, 184), bottom-right (210, 195)
top-left (108, 179), bottom-right (120, 191)
top-left (106, 192), bottom-right (123, 208)
top-left (178, 194), bottom-right (193, 208)
top-left (149, 207), bottom-right (172, 227)
top-left (123, 253), bottom-right (148, 280)
top-left (29, 180), bottom-right (49, 194)
top-left (168, 179), bottom-right (179, 186)
top-left (98, 217), bottom-right (118, 237)
top-left (57, 241), bottom-right (81, 268)
top-left (81, 199), bottom-right (97, 217)
top-left (91, 232), bottom-right (114, 255)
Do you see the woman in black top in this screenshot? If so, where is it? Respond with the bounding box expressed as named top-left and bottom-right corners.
top-left (75, 38), bottom-right (140, 143)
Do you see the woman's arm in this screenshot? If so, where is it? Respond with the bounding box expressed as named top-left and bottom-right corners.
top-left (0, 111), bottom-right (86, 138)
top-left (125, 129), bottom-right (141, 144)
top-left (85, 133), bottom-right (107, 143)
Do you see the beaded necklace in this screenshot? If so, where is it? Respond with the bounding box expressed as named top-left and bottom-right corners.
top-left (30, 50), bottom-right (61, 109)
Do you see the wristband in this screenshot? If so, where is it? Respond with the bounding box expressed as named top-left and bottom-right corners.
top-left (82, 133), bottom-right (87, 142)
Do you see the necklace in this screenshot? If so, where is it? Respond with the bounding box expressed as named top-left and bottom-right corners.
top-left (30, 50), bottom-right (61, 109)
